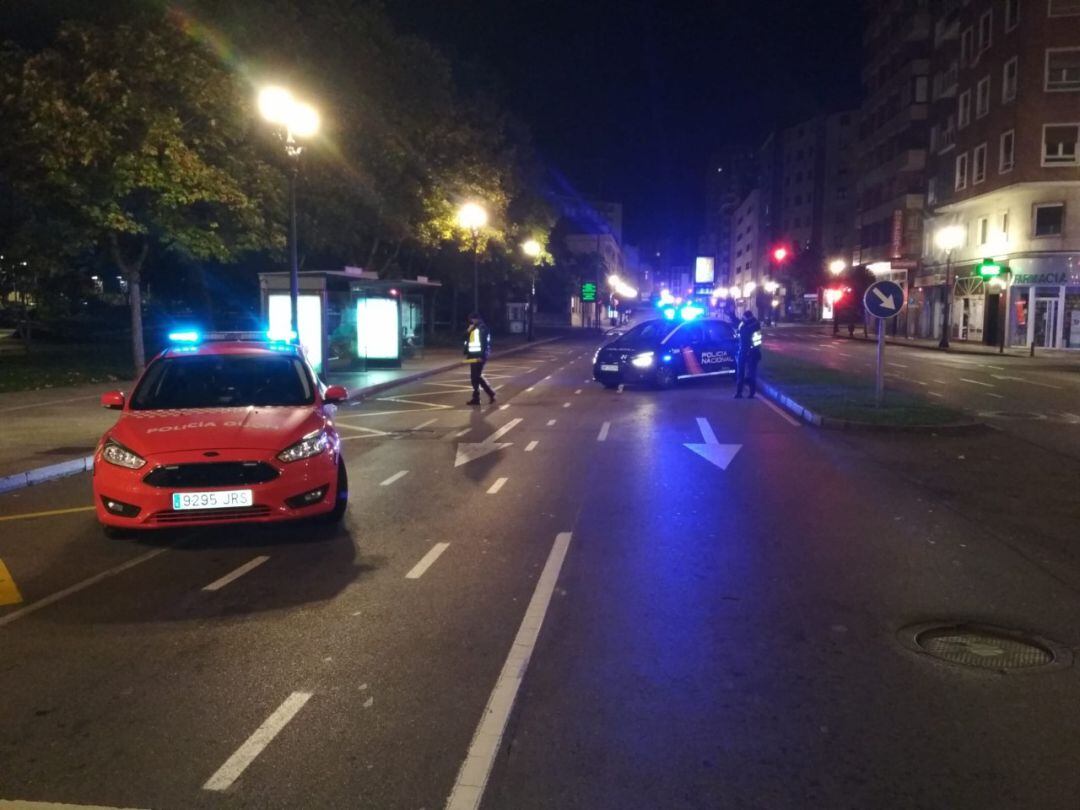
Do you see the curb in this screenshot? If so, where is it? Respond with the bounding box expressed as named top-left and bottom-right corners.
top-left (757, 380), bottom-right (988, 434)
top-left (339, 336), bottom-right (563, 403)
top-left (0, 454), bottom-right (96, 495)
top-left (828, 332), bottom-right (1035, 360)
top-left (0, 336), bottom-right (565, 496)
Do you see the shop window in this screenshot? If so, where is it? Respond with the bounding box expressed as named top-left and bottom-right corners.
top-left (1046, 48), bottom-right (1080, 91)
top-left (976, 76), bottom-right (992, 117)
top-left (1033, 203), bottom-right (1065, 236)
top-left (1003, 57), bottom-right (1018, 102)
top-left (1000, 130), bottom-right (1015, 172)
top-left (1043, 124), bottom-right (1080, 165)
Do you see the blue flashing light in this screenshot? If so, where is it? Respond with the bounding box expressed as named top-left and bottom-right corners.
top-left (662, 354), bottom-right (673, 363)
top-left (266, 328), bottom-right (298, 343)
top-left (662, 307), bottom-right (676, 320)
top-left (168, 330), bottom-right (201, 344)
top-left (680, 305), bottom-right (705, 321)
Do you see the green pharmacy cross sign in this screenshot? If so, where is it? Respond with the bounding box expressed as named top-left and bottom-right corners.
top-left (978, 259), bottom-right (1005, 278)
top-left (581, 282), bottom-right (598, 302)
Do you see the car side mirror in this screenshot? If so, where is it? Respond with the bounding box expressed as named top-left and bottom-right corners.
top-left (101, 390), bottom-right (125, 410)
top-left (323, 385), bottom-right (348, 404)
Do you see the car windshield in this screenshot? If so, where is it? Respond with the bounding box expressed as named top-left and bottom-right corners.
top-left (613, 320), bottom-right (674, 347)
top-left (130, 354), bottom-right (315, 410)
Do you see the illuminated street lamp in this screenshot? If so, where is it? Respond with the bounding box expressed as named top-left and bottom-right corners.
top-left (935, 225), bottom-right (965, 349)
top-left (259, 86), bottom-right (321, 337)
top-left (458, 202), bottom-right (489, 312)
top-left (829, 259), bottom-right (847, 276)
top-left (522, 238), bottom-right (543, 341)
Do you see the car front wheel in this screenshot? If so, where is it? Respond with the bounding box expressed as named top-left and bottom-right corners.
top-left (654, 365), bottom-right (676, 389)
top-left (324, 459), bottom-right (349, 523)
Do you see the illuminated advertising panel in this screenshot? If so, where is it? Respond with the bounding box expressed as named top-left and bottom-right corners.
top-left (356, 297), bottom-right (400, 361)
top-left (268, 294), bottom-right (323, 370)
top-left (694, 257), bottom-right (715, 284)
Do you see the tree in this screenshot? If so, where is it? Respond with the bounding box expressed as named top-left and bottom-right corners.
top-left (0, 18), bottom-right (282, 371)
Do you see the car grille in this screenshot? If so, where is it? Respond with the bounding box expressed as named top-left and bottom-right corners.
top-left (143, 462), bottom-right (279, 489)
top-left (150, 505), bottom-right (273, 524)
top-left (597, 348), bottom-right (631, 364)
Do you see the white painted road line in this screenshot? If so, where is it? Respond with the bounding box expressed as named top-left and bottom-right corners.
top-left (0, 548), bottom-right (169, 628)
top-left (445, 532), bottom-right (573, 810)
top-left (499, 404), bottom-right (510, 410)
top-left (929, 392), bottom-right (945, 398)
top-left (405, 543), bottom-right (450, 579)
top-left (617, 384), bottom-right (624, 393)
top-left (203, 556), bottom-right (270, 593)
top-left (985, 392), bottom-right (1005, 399)
top-left (574, 389), bottom-right (582, 395)
top-left (932, 379), bottom-right (948, 385)
top-left (597, 421), bottom-right (611, 441)
top-left (887, 362), bottom-right (909, 368)
top-left (203, 692), bottom-right (312, 792)
top-left (487, 477), bottom-right (508, 495)
top-left (525, 440), bottom-right (539, 452)
top-left (455, 428), bottom-right (471, 438)
top-left (380, 470), bottom-right (409, 487)
top-left (547, 419), bottom-right (557, 426)
top-left (525, 387), bottom-right (535, 392)
top-left (759, 396), bottom-right (801, 427)
top-left (413, 418), bottom-right (438, 431)
top-left (562, 402), bottom-right (571, 408)
top-left (960, 378), bottom-right (994, 388)
top-left (0, 802), bottom-right (151, 809)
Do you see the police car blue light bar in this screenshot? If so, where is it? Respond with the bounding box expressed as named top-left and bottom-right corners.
top-left (167, 330), bottom-right (201, 343)
top-left (680, 305), bottom-right (705, 321)
top-left (265, 328), bottom-right (299, 343)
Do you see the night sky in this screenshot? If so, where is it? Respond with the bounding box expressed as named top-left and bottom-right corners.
top-left (386, 0), bottom-right (864, 251)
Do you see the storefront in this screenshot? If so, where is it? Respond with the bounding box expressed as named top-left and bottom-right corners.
top-left (1005, 257), bottom-right (1080, 350)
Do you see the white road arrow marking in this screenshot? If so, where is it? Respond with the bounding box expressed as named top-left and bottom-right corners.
top-left (454, 418), bottom-right (522, 467)
top-left (684, 417), bottom-right (742, 470)
top-left (872, 288), bottom-right (897, 310)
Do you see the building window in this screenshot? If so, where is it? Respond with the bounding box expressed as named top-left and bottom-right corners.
top-left (1043, 124), bottom-right (1080, 165)
top-left (928, 177), bottom-right (937, 205)
top-left (1006, 0), bottom-right (1020, 30)
top-left (1000, 129), bottom-right (1016, 172)
top-left (1048, 0), bottom-right (1080, 16)
top-left (973, 143), bottom-right (988, 184)
top-left (1046, 49), bottom-right (1080, 91)
top-left (1003, 57), bottom-right (1018, 101)
top-left (958, 90), bottom-right (972, 128)
top-left (978, 217), bottom-right (990, 245)
top-left (961, 27), bottom-right (975, 65)
top-left (955, 152), bottom-right (969, 190)
top-left (978, 11), bottom-right (993, 55)
top-left (976, 76), bottom-right (992, 117)
top-left (1033, 203), bottom-right (1065, 236)
top-left (1001, 211), bottom-right (1010, 238)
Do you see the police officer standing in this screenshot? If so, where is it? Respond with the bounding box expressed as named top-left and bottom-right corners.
top-left (735, 309), bottom-right (763, 399)
top-left (464, 312), bottom-right (496, 405)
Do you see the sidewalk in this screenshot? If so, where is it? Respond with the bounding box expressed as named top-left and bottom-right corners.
top-left (0, 334), bottom-right (562, 493)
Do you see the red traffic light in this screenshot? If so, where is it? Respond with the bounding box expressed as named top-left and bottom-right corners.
top-left (772, 247), bottom-right (789, 263)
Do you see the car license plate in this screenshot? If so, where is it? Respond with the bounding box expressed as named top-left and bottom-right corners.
top-left (600, 364), bottom-right (619, 372)
top-left (172, 489), bottom-right (253, 511)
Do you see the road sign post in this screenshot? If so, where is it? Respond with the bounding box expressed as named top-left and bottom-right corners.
top-left (863, 280), bottom-right (905, 408)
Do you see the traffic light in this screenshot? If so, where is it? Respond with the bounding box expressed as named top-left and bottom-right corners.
top-left (772, 246), bottom-right (789, 263)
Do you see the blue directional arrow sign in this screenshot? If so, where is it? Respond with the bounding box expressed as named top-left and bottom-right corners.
top-left (864, 280), bottom-right (905, 319)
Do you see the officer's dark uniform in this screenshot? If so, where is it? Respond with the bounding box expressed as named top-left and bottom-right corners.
top-left (464, 317), bottom-right (496, 405)
top-left (735, 312), bottom-right (763, 398)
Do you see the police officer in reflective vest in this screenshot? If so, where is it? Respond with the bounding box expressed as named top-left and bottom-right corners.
top-left (464, 313), bottom-right (496, 405)
top-left (735, 309), bottom-right (763, 399)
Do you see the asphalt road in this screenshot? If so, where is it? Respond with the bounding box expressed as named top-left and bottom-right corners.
top-left (2, 332), bottom-right (1080, 809)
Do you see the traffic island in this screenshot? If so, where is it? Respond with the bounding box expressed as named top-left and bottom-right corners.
top-left (759, 352), bottom-right (984, 433)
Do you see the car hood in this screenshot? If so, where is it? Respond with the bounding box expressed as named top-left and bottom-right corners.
top-left (108, 406), bottom-right (324, 456)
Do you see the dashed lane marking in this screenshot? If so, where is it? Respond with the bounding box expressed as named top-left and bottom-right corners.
top-left (445, 532), bottom-right (573, 810)
top-left (525, 441), bottom-right (539, 452)
top-left (0, 547), bottom-right (169, 628)
top-left (546, 419), bottom-right (556, 426)
top-left (985, 392), bottom-right (1005, 399)
top-left (0, 506), bottom-right (95, 524)
top-left (487, 477), bottom-right (508, 495)
top-left (0, 558), bottom-right (22, 606)
top-left (574, 389), bottom-right (582, 395)
top-left (413, 418), bottom-right (438, 430)
top-left (597, 422), bottom-right (610, 442)
top-left (562, 402), bottom-right (571, 408)
top-left (405, 543), bottom-right (450, 580)
top-left (960, 378), bottom-right (995, 388)
top-left (203, 556), bottom-right (269, 592)
top-left (928, 392), bottom-right (945, 398)
top-left (380, 470), bottom-right (409, 487)
top-left (203, 692), bottom-right (312, 792)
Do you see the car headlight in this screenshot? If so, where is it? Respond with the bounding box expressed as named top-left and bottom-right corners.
top-left (278, 429), bottom-right (331, 463)
top-left (631, 351), bottom-right (655, 368)
top-left (101, 438), bottom-right (146, 470)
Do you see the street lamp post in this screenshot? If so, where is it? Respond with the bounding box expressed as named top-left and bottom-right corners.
top-left (258, 86), bottom-right (320, 338)
top-left (935, 226), bottom-right (965, 350)
top-left (458, 203), bottom-right (488, 314)
top-left (522, 239), bottom-right (542, 341)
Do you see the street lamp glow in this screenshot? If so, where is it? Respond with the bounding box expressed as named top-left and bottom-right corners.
top-left (522, 239), bottom-right (542, 259)
top-left (607, 274), bottom-right (621, 287)
top-left (764, 280), bottom-right (779, 293)
top-left (258, 86), bottom-right (320, 138)
top-left (457, 202), bottom-right (488, 232)
top-left (743, 282), bottom-right (756, 297)
top-left (935, 225), bottom-right (965, 252)
top-left (829, 259), bottom-right (847, 276)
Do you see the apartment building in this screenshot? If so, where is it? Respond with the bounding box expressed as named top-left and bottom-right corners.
top-left (856, 0), bottom-right (934, 336)
top-left (923, 0), bottom-right (1080, 348)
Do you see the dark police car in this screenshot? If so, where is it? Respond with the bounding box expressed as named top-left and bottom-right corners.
top-left (592, 316), bottom-right (739, 389)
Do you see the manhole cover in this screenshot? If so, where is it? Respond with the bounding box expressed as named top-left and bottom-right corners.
top-left (901, 623), bottom-right (1069, 673)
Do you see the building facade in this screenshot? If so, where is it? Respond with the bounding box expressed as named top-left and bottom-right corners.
top-left (924, 0), bottom-right (1080, 349)
top-left (857, 0), bottom-right (934, 336)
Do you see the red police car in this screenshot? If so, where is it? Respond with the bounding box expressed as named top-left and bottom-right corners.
top-left (92, 331), bottom-right (349, 536)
